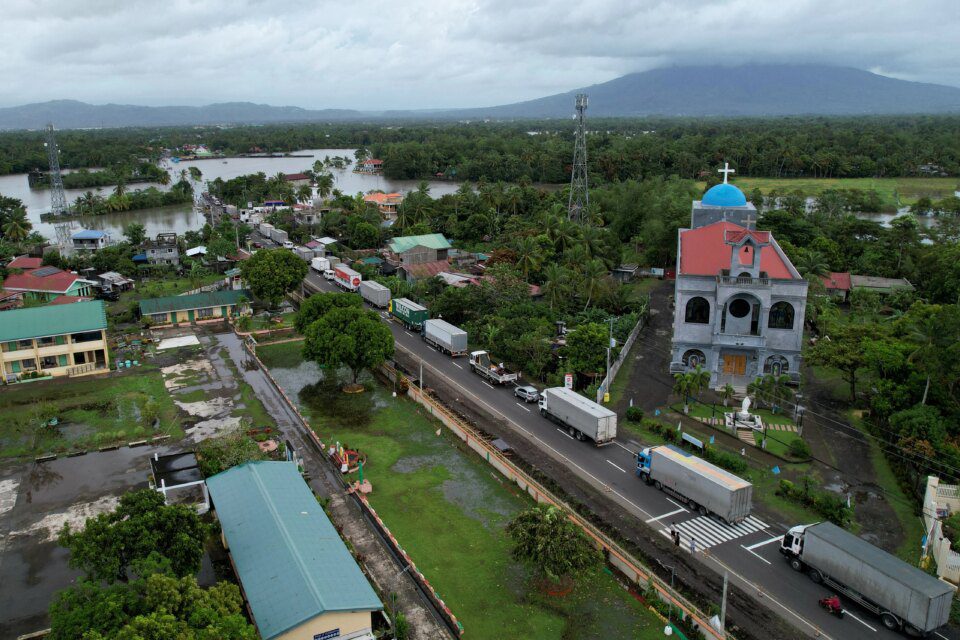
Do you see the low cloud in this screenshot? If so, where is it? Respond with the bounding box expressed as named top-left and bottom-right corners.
top-left (2, 0), bottom-right (957, 109)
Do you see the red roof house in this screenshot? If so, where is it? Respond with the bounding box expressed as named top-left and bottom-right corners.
top-left (679, 221), bottom-right (798, 280)
top-left (7, 256), bottom-right (43, 270)
top-left (821, 272), bottom-right (851, 292)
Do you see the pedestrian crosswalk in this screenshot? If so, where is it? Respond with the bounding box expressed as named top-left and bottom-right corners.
top-left (662, 514), bottom-right (768, 551)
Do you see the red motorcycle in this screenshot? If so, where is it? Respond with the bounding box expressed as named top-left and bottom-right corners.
top-left (818, 595), bottom-right (844, 618)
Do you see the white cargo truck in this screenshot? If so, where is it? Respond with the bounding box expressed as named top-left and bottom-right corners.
top-left (636, 445), bottom-right (752, 523)
top-left (538, 387), bottom-right (616, 445)
top-left (422, 319), bottom-right (468, 356)
top-left (359, 280), bottom-right (391, 308)
top-left (781, 522), bottom-right (956, 635)
top-left (468, 351), bottom-right (519, 384)
top-left (311, 257), bottom-right (330, 273)
top-left (334, 265), bottom-right (362, 292)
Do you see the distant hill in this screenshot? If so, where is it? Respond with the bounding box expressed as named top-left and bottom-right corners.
top-left (453, 64), bottom-right (960, 118)
top-left (0, 100), bottom-right (366, 130)
top-left (2, 65), bottom-right (960, 130)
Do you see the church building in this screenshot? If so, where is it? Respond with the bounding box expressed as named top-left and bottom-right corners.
top-left (669, 165), bottom-right (808, 389)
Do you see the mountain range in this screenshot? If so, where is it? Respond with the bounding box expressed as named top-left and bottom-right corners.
top-left (2, 64), bottom-right (960, 130)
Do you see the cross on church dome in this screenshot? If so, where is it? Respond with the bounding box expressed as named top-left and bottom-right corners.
top-left (718, 162), bottom-right (735, 184)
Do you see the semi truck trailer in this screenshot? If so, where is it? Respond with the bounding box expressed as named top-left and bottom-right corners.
top-left (389, 298), bottom-right (428, 330)
top-left (311, 257), bottom-right (330, 273)
top-left (636, 445), bottom-right (752, 523)
top-left (538, 387), bottom-right (616, 445)
top-left (781, 522), bottom-right (955, 635)
top-left (333, 265), bottom-right (362, 292)
top-left (468, 351), bottom-right (520, 384)
top-left (359, 280), bottom-right (391, 308)
top-left (422, 319), bottom-right (468, 356)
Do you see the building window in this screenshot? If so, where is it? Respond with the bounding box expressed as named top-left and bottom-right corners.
top-left (197, 307), bottom-right (214, 319)
top-left (40, 355), bottom-right (58, 369)
top-left (38, 336), bottom-right (55, 346)
top-left (18, 339), bottom-right (33, 350)
top-left (729, 298), bottom-right (751, 318)
top-left (74, 352), bottom-right (87, 365)
top-left (768, 301), bottom-right (795, 330)
top-left (682, 349), bottom-right (707, 368)
top-left (150, 313), bottom-right (167, 323)
top-left (684, 297), bottom-right (710, 324)
top-left (21, 358), bottom-right (37, 371)
top-left (764, 355), bottom-right (789, 376)
top-left (71, 331), bottom-right (102, 343)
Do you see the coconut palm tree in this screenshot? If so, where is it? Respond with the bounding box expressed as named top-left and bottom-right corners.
top-left (113, 181), bottom-right (127, 199)
top-left (579, 259), bottom-right (607, 310)
top-left (513, 237), bottom-right (543, 280)
top-left (673, 372), bottom-right (695, 414)
top-left (549, 220), bottom-right (578, 255)
top-left (689, 365), bottom-right (711, 400)
top-left (765, 374), bottom-right (793, 414)
top-left (2, 211), bottom-right (30, 242)
top-left (720, 383), bottom-right (736, 407)
top-left (908, 314), bottom-right (940, 405)
top-left (315, 172), bottom-right (335, 200)
top-left (296, 184), bottom-right (313, 204)
top-left (541, 264), bottom-right (570, 311)
top-left (796, 251), bottom-right (829, 279)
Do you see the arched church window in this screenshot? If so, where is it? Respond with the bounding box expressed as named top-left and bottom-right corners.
top-left (729, 298), bottom-right (751, 319)
top-left (684, 297), bottom-right (710, 324)
top-left (768, 301), bottom-right (795, 330)
top-left (683, 349), bottom-right (706, 368)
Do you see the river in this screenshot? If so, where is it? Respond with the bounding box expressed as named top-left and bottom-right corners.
top-left (0, 149), bottom-right (462, 239)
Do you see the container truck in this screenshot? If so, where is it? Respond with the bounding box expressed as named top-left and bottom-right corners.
top-left (538, 387), bottom-right (616, 445)
top-left (271, 228), bottom-right (289, 245)
top-left (636, 445), bottom-right (752, 523)
top-left (258, 222), bottom-right (274, 235)
top-left (294, 246), bottom-right (313, 261)
top-left (780, 522), bottom-right (956, 635)
top-left (311, 257), bottom-right (330, 273)
top-left (468, 351), bottom-right (520, 385)
top-left (334, 265), bottom-right (362, 292)
top-left (389, 298), bottom-right (428, 330)
top-left (359, 280), bottom-right (391, 308)
top-left (422, 319), bottom-right (468, 356)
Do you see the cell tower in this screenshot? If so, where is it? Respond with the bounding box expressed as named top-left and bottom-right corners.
top-left (567, 93), bottom-right (589, 223)
top-left (45, 124), bottom-right (68, 216)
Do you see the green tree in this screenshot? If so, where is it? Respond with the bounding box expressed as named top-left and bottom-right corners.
top-left (808, 322), bottom-right (880, 401)
top-left (302, 306), bottom-right (394, 387)
top-left (513, 236), bottom-right (543, 279)
top-left (673, 372), bottom-right (695, 414)
top-left (294, 292), bottom-right (362, 334)
top-left (564, 322), bottom-right (608, 379)
top-left (240, 248), bottom-right (308, 307)
top-left (795, 251), bottom-right (830, 278)
top-left (123, 222), bottom-right (146, 246)
top-left (720, 383), bottom-right (736, 407)
top-left (579, 259), bottom-right (608, 310)
top-left (505, 505), bottom-right (601, 586)
top-left (58, 489), bottom-right (208, 584)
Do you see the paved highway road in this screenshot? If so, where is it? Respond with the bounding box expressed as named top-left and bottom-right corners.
top-left (301, 269), bottom-right (956, 640)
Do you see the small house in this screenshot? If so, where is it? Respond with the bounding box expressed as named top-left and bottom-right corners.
top-left (820, 272), bottom-right (852, 302)
top-left (139, 289), bottom-right (251, 325)
top-left (850, 275), bottom-right (915, 295)
top-left (357, 158), bottom-right (383, 174)
top-left (282, 172), bottom-right (311, 187)
top-left (71, 229), bottom-right (110, 253)
top-left (2, 265), bottom-right (96, 302)
top-left (363, 192), bottom-right (403, 216)
top-left (142, 233), bottom-right (180, 266)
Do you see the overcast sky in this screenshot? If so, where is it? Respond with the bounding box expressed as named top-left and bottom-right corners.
top-left (2, 0), bottom-right (958, 109)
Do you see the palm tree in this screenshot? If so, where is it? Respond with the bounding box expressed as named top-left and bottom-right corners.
top-left (765, 374), bottom-right (793, 414)
top-left (720, 383), bottom-right (736, 407)
top-left (796, 251), bottom-right (829, 279)
top-left (908, 314), bottom-right (940, 405)
top-left (513, 237), bottom-right (543, 280)
top-left (541, 264), bottom-right (570, 311)
top-left (673, 372), bottom-right (695, 414)
top-left (157, 171), bottom-right (171, 186)
top-left (2, 212), bottom-right (30, 242)
top-left (690, 365), bottom-right (711, 399)
top-left (549, 220), bottom-right (578, 255)
top-left (580, 225), bottom-right (604, 260)
top-left (506, 505), bottom-right (600, 586)
top-left (296, 185), bottom-right (313, 204)
top-left (113, 181), bottom-right (127, 199)
top-left (315, 173), bottom-right (335, 200)
top-left (580, 259), bottom-right (607, 310)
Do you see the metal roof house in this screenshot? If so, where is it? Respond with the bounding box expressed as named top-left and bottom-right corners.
top-left (207, 462), bottom-right (382, 640)
top-left (71, 229), bottom-right (110, 253)
top-left (139, 289), bottom-right (251, 325)
top-left (0, 300), bottom-right (109, 380)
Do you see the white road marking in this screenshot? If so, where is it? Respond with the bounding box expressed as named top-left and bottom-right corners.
top-left (606, 459), bottom-right (627, 473)
top-left (666, 498), bottom-right (688, 511)
top-left (452, 362), bottom-right (463, 369)
top-left (482, 381), bottom-right (495, 390)
top-left (740, 544), bottom-right (772, 565)
top-left (645, 507), bottom-right (686, 524)
top-left (613, 441), bottom-right (635, 454)
top-left (935, 632), bottom-right (949, 640)
top-left (744, 536), bottom-right (784, 550)
top-left (515, 402), bottom-right (531, 412)
top-left (405, 331), bottom-right (414, 337)
top-left (667, 515), bottom-right (768, 551)
top-left (557, 428), bottom-right (575, 440)
top-left (842, 610), bottom-right (878, 632)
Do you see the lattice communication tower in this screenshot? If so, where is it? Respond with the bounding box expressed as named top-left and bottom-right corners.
top-left (45, 124), bottom-right (68, 216)
top-left (567, 93), bottom-right (589, 222)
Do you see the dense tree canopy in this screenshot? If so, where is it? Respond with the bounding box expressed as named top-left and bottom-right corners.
top-left (506, 505), bottom-right (601, 585)
top-left (302, 305), bottom-right (395, 385)
top-left (240, 248), bottom-right (309, 307)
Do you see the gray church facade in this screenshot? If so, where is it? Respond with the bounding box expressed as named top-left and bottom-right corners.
top-left (668, 180), bottom-right (808, 389)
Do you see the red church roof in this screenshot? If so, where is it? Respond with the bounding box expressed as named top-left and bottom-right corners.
top-left (679, 221), bottom-right (797, 279)
top-left (821, 272), bottom-right (852, 292)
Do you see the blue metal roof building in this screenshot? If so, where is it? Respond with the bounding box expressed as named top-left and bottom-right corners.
top-left (71, 229), bottom-right (108, 240)
top-left (207, 462), bottom-right (382, 640)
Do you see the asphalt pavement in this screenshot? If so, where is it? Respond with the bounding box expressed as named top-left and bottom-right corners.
top-left (301, 269), bottom-right (958, 640)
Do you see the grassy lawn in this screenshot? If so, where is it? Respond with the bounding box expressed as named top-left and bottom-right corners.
top-left (846, 410), bottom-right (926, 561)
top-left (707, 176), bottom-right (958, 208)
top-left (0, 371), bottom-right (181, 457)
top-left (256, 340), bottom-right (304, 369)
top-left (258, 344), bottom-right (664, 639)
top-left (249, 312), bottom-right (296, 331)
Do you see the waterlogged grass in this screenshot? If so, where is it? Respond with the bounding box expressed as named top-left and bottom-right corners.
top-left (258, 343), bottom-right (663, 639)
top-left (696, 176), bottom-right (958, 207)
top-left (0, 371), bottom-right (181, 457)
top-left (256, 339), bottom-right (304, 370)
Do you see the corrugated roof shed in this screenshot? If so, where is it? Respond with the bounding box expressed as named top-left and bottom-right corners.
top-left (72, 229), bottom-right (108, 240)
top-left (139, 289), bottom-right (250, 316)
top-left (207, 462), bottom-right (382, 640)
top-left (388, 233), bottom-right (452, 254)
top-left (0, 300), bottom-right (106, 341)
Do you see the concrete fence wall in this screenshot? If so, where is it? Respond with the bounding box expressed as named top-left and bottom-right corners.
top-left (597, 314), bottom-right (646, 404)
top-left (923, 476), bottom-right (960, 584)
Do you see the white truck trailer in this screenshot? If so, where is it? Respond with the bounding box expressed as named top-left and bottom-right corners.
top-left (422, 319), bottom-right (468, 356)
top-left (636, 445), bottom-right (752, 523)
top-left (359, 280), bottom-right (391, 308)
top-left (311, 257), bottom-right (330, 273)
top-left (538, 387), bottom-right (616, 445)
top-left (468, 351), bottom-right (519, 385)
top-left (334, 265), bottom-right (362, 292)
top-left (781, 522), bottom-right (956, 635)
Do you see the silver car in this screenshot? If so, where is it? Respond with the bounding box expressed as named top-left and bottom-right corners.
top-left (514, 385), bottom-right (540, 403)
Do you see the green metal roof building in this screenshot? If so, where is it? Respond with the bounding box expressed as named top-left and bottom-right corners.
top-left (0, 300), bottom-right (106, 342)
top-left (139, 289), bottom-right (251, 324)
top-left (206, 462), bottom-right (382, 640)
top-left (387, 233), bottom-right (452, 254)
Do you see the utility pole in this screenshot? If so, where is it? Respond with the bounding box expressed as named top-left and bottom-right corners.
top-left (720, 571), bottom-right (729, 636)
top-left (567, 94), bottom-right (589, 223)
top-left (606, 317), bottom-right (614, 386)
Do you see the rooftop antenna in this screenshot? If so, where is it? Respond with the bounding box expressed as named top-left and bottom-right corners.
top-left (567, 94), bottom-right (589, 223)
top-left (44, 124), bottom-right (68, 216)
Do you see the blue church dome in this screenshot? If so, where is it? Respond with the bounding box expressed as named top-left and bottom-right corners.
top-left (702, 183), bottom-right (747, 207)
